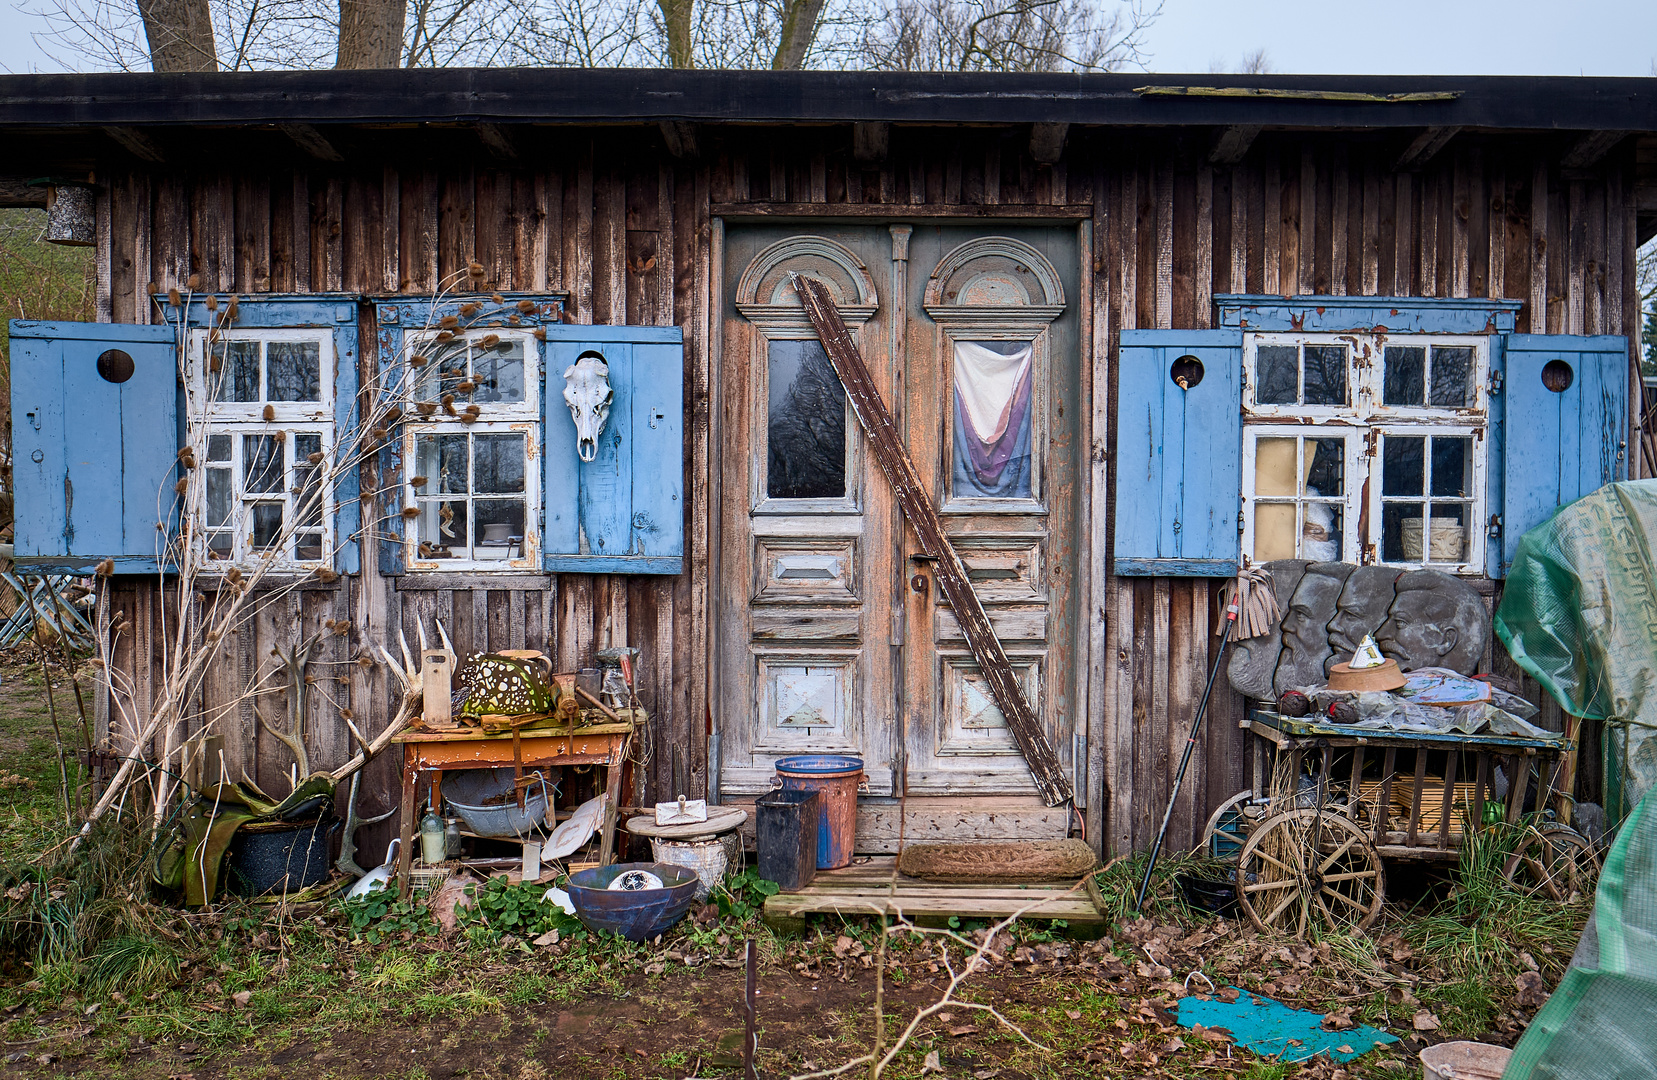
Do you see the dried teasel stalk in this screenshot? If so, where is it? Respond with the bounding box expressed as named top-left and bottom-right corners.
top-left (517, 299), bottom-right (536, 314)
top-left (383, 406), bottom-right (403, 424)
top-left (307, 451), bottom-right (324, 464)
top-left (410, 354), bottom-right (430, 367)
top-left (533, 328), bottom-right (548, 341)
top-left (455, 380), bottom-right (476, 393)
top-left (316, 567), bottom-right (339, 583)
top-left (186, 273), bottom-right (200, 290)
top-left (262, 404), bottom-right (276, 421)
top-left (226, 567), bottom-right (244, 584)
top-left (435, 331), bottom-right (455, 343)
top-left (401, 506), bottom-right (421, 518)
top-left (479, 333), bottom-right (501, 348)
top-left (173, 478), bottom-right (189, 494)
top-left (467, 261), bottom-right (485, 278)
top-left (490, 293), bottom-right (505, 304)
top-left (439, 315), bottom-right (460, 329)
top-left (415, 402), bottom-right (437, 416)
top-left (411, 475), bottom-right (428, 486)
top-left (507, 315), bottom-right (522, 326)
top-left (166, 287), bottom-right (182, 307)
top-left (459, 413), bottom-right (478, 424)
top-left (459, 302), bottom-right (480, 316)
top-left (205, 295), bottom-right (218, 312)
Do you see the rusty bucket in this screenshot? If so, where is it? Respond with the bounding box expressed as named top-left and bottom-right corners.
top-left (775, 754), bottom-right (863, 870)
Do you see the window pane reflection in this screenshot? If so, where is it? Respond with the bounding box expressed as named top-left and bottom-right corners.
top-left (767, 340), bottom-right (846, 500)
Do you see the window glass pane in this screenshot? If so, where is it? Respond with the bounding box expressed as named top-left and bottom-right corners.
top-left (1383, 346), bottom-right (1426, 406)
top-left (417, 500), bottom-right (466, 557)
top-left (473, 340), bottom-right (525, 404)
top-left (211, 341), bottom-right (260, 403)
top-left (267, 341), bottom-right (321, 402)
top-left (473, 433), bottom-right (526, 494)
top-left (415, 340), bottom-right (470, 404)
top-left (1256, 345), bottom-right (1298, 405)
top-left (294, 534), bottom-right (323, 561)
top-left (1381, 435), bottom-right (1425, 497)
top-left (243, 434), bottom-right (283, 494)
top-left (205, 468), bottom-right (231, 528)
top-left (1254, 504), bottom-right (1298, 562)
top-left (249, 503), bottom-right (283, 549)
top-left (1255, 438), bottom-right (1299, 497)
top-left (1306, 438), bottom-right (1345, 498)
top-left (1421, 505), bottom-right (1469, 563)
top-left (1303, 502), bottom-right (1342, 562)
top-left (475, 499), bottom-right (525, 558)
top-left (1430, 436), bottom-right (1472, 497)
top-left (1381, 502), bottom-right (1425, 563)
top-left (293, 433), bottom-right (324, 528)
top-left (951, 340), bottom-right (1034, 499)
top-left (207, 434), bottom-right (232, 462)
top-left (1302, 345), bottom-right (1347, 406)
top-left (207, 532), bottom-right (233, 559)
top-left (767, 339), bottom-right (846, 500)
top-left (1429, 346), bottom-right (1475, 407)
top-left (414, 434), bottom-right (468, 495)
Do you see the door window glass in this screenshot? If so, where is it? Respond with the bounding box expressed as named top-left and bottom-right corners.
top-left (766, 339), bottom-right (846, 500)
top-left (950, 340), bottom-right (1033, 500)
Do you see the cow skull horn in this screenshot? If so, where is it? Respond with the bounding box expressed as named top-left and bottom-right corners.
top-left (562, 354), bottom-right (613, 463)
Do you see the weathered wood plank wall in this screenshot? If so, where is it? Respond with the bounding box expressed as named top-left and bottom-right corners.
top-left (94, 124), bottom-right (1639, 858)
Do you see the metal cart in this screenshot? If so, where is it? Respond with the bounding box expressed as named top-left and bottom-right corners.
top-left (1204, 708), bottom-right (1598, 936)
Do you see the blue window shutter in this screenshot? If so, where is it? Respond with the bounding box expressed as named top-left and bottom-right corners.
top-left (1113, 329), bottom-right (1243, 576)
top-left (1497, 334), bottom-right (1629, 577)
top-left (543, 326), bottom-right (685, 574)
top-left (10, 320), bottom-right (179, 573)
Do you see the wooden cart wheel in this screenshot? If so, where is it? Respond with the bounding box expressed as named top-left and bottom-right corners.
top-left (1236, 808), bottom-right (1385, 936)
top-left (1503, 824), bottom-right (1600, 902)
top-left (1201, 791), bottom-right (1260, 860)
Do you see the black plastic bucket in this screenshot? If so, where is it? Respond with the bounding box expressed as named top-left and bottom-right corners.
top-left (226, 816), bottom-right (338, 896)
top-left (1177, 873), bottom-right (1238, 916)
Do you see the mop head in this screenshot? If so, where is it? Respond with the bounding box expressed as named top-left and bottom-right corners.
top-left (1222, 567), bottom-right (1281, 641)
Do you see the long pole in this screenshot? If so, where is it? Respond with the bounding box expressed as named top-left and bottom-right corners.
top-left (1135, 596), bottom-right (1240, 912)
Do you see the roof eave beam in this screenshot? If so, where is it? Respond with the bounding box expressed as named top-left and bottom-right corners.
top-left (1393, 126), bottom-right (1460, 172)
top-left (1560, 129), bottom-right (1631, 169)
top-left (278, 123), bottom-right (343, 162)
top-left (1208, 124), bottom-right (1261, 166)
top-left (102, 126), bottom-right (164, 163)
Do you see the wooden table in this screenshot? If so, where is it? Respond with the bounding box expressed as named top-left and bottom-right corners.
top-left (391, 715), bottom-right (637, 894)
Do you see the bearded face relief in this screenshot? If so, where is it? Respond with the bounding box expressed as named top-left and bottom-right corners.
top-left (1375, 569), bottom-right (1488, 674)
top-left (1273, 561), bottom-right (1355, 694)
top-left (1327, 565), bottom-right (1403, 673)
top-left (1227, 559), bottom-right (1309, 699)
top-left (563, 352), bottom-right (614, 462)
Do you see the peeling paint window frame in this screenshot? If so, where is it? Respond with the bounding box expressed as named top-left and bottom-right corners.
top-left (401, 329), bottom-right (542, 572)
top-left (1241, 332), bottom-right (1489, 574)
top-left (185, 328), bottom-right (337, 570)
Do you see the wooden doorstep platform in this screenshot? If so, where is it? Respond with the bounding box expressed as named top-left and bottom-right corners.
top-left (761, 856), bottom-right (1106, 934)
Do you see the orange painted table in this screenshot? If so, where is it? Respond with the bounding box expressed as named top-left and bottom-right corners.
top-left (391, 715), bottom-right (637, 893)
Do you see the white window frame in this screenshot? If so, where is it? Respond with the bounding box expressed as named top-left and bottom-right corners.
top-left (401, 329), bottom-right (542, 572)
top-left (185, 328), bottom-right (336, 569)
top-left (1241, 332), bottom-right (1490, 574)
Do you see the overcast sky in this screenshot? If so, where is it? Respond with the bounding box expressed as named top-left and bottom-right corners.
top-left (0, 0), bottom-right (1652, 75)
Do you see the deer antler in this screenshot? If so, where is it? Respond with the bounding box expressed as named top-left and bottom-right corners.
top-left (255, 702), bottom-right (310, 778)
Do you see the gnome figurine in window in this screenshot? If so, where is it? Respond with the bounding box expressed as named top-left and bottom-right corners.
top-left (563, 352), bottom-right (613, 462)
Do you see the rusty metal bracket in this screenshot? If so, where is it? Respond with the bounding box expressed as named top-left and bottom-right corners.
top-left (790, 273), bottom-right (1073, 807)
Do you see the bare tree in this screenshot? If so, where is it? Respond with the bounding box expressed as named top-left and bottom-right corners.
top-left (137, 0), bottom-right (219, 69)
top-left (337, 0), bottom-right (402, 66)
top-left (856, 0), bottom-right (1158, 73)
top-left (35, 0), bottom-right (335, 70)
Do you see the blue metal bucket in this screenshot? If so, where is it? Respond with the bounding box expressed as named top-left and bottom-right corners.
top-left (775, 754), bottom-right (863, 870)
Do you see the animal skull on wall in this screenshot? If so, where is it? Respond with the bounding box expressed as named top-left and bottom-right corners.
top-left (563, 353), bottom-right (613, 462)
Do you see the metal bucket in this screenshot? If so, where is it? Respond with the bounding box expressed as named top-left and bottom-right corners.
top-left (443, 768), bottom-right (553, 837)
top-left (649, 836), bottom-right (728, 901)
top-left (775, 754), bottom-right (863, 870)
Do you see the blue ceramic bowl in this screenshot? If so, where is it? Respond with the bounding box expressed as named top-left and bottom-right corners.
top-left (566, 862), bottom-right (700, 942)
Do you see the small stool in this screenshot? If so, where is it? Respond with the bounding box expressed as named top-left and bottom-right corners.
top-left (624, 806), bottom-right (748, 901)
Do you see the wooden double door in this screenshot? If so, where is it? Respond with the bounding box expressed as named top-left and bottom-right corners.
top-left (716, 221), bottom-right (1081, 843)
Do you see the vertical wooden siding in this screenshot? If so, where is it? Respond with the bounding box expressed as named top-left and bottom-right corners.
top-left (96, 125), bottom-right (1638, 857)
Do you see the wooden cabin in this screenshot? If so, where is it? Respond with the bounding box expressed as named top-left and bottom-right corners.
top-left (1, 70), bottom-right (1653, 861)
